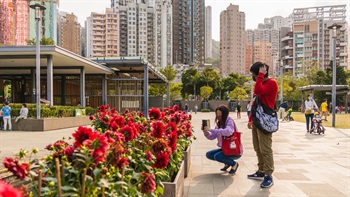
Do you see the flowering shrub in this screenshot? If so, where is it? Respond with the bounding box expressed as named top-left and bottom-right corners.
top-left (3, 105), bottom-right (194, 196)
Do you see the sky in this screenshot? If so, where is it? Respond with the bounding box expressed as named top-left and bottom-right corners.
top-left (60, 0), bottom-right (349, 41)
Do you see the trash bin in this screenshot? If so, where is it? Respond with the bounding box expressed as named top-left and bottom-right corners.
top-left (229, 100), bottom-right (236, 112)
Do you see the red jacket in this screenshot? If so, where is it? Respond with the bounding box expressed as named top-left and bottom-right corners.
top-left (249, 73), bottom-right (278, 122)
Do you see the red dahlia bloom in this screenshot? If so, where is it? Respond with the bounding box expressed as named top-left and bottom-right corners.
top-left (152, 152), bottom-right (169, 169)
top-left (0, 180), bottom-right (23, 197)
top-left (165, 122), bottom-right (177, 134)
top-left (140, 172), bottom-right (156, 194)
top-left (151, 139), bottom-right (169, 156)
top-left (145, 151), bottom-right (153, 161)
top-left (151, 121), bottom-right (165, 138)
top-left (169, 131), bottom-right (178, 154)
top-left (72, 126), bottom-right (95, 148)
top-left (100, 112), bottom-right (110, 124)
top-left (84, 134), bottom-right (110, 164)
top-left (89, 115), bottom-right (94, 120)
top-left (173, 105), bottom-right (179, 112)
top-left (119, 125), bottom-right (136, 142)
top-left (116, 157), bottom-right (129, 169)
top-left (149, 108), bottom-right (161, 120)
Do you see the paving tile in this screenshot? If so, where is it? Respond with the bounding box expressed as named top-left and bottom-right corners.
top-left (294, 183), bottom-right (348, 197)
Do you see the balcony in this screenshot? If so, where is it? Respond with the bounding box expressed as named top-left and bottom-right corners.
top-left (281, 36), bottom-right (293, 42)
top-left (340, 42), bottom-right (346, 46)
top-left (340, 63), bottom-right (347, 67)
top-left (296, 44), bottom-right (304, 48)
top-left (284, 55), bottom-right (293, 59)
top-left (340, 52), bottom-right (347, 56)
top-left (297, 54), bottom-right (304, 58)
top-left (296, 64), bottom-right (302, 67)
top-left (284, 64), bottom-right (293, 69)
top-left (296, 34), bottom-right (304, 38)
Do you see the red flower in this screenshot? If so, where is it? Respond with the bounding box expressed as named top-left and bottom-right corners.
top-left (151, 139), bottom-right (170, 156)
top-left (151, 121), bottom-right (165, 138)
top-left (119, 125), bottom-right (136, 142)
top-left (173, 105), bottom-right (179, 112)
top-left (63, 146), bottom-right (74, 159)
top-left (145, 151), bottom-right (153, 161)
top-left (165, 122), bottom-right (177, 134)
top-left (116, 157), bottom-right (129, 169)
top-left (100, 112), bottom-right (110, 124)
top-left (149, 108), bottom-right (161, 120)
top-left (84, 133), bottom-right (110, 164)
top-left (186, 130), bottom-right (193, 137)
top-left (0, 180), bottom-right (23, 197)
top-left (124, 109), bottom-right (129, 114)
top-left (169, 131), bottom-right (178, 154)
top-left (152, 152), bottom-right (169, 169)
top-left (4, 158), bottom-right (30, 180)
top-left (98, 105), bottom-right (110, 112)
top-left (72, 126), bottom-right (95, 148)
top-left (89, 115), bottom-right (94, 120)
top-left (140, 172), bottom-right (156, 194)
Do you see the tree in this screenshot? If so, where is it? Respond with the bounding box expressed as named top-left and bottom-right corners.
top-left (228, 87), bottom-right (247, 101)
top-left (181, 68), bottom-right (200, 99)
top-left (200, 86), bottom-right (213, 101)
top-left (160, 65), bottom-right (176, 82)
top-left (149, 65), bottom-right (177, 98)
top-left (170, 83), bottom-right (182, 101)
top-left (27, 37), bottom-right (55, 45)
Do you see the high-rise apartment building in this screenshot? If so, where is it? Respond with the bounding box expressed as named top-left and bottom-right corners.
top-left (0, 0), bottom-right (29, 45)
top-left (280, 27), bottom-right (293, 73)
top-left (244, 39), bottom-right (252, 74)
top-left (173, 0), bottom-right (205, 65)
top-left (86, 8), bottom-right (120, 57)
top-left (258, 16), bottom-right (293, 29)
top-left (292, 5), bottom-right (348, 75)
top-left (152, 0), bottom-right (173, 68)
top-left (29, 0), bottom-right (58, 43)
top-left (253, 41), bottom-right (273, 71)
top-left (58, 12), bottom-right (81, 54)
top-left (220, 4), bottom-right (245, 76)
top-left (205, 6), bottom-right (212, 59)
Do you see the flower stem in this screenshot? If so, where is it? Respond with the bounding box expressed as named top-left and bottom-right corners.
top-left (81, 168), bottom-right (87, 197)
top-left (38, 170), bottom-right (42, 197)
top-left (55, 158), bottom-right (62, 197)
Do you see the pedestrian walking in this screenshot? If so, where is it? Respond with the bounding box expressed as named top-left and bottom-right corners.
top-left (304, 94), bottom-right (319, 133)
top-left (246, 102), bottom-right (252, 117)
top-left (247, 62), bottom-right (278, 188)
top-left (320, 99), bottom-right (328, 121)
top-left (236, 103), bottom-right (241, 119)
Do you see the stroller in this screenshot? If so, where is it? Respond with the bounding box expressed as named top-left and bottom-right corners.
top-left (310, 113), bottom-right (325, 135)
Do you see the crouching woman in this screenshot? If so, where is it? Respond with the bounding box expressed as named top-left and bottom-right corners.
top-left (202, 105), bottom-right (242, 174)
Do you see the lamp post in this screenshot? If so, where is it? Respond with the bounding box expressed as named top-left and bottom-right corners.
top-left (279, 59), bottom-right (283, 104)
top-left (328, 23), bottom-right (342, 127)
top-left (30, 3), bottom-right (45, 119)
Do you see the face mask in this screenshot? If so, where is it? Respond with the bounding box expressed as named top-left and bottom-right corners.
top-left (308, 97), bottom-right (312, 100)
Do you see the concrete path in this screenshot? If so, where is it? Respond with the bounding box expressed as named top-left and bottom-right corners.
top-left (0, 112), bottom-right (349, 197)
top-left (184, 112), bottom-right (350, 197)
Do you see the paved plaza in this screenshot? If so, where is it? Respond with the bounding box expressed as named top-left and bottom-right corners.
top-left (0, 112), bottom-right (349, 197)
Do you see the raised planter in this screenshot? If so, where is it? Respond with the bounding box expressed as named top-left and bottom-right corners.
top-left (183, 146), bottom-right (191, 178)
top-left (11, 116), bottom-right (91, 131)
top-left (160, 161), bottom-right (185, 197)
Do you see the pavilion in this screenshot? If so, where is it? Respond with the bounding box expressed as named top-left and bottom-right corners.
top-left (0, 45), bottom-right (168, 116)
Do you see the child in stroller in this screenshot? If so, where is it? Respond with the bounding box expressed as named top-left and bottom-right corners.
top-left (282, 108), bottom-right (294, 122)
top-left (310, 112), bottom-right (325, 134)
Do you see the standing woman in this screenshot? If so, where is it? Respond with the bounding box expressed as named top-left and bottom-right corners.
top-left (304, 94), bottom-right (319, 133)
top-left (202, 105), bottom-right (242, 174)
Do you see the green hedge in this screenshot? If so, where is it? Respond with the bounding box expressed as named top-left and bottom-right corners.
top-left (7, 103), bottom-right (97, 118)
top-left (201, 109), bottom-right (211, 112)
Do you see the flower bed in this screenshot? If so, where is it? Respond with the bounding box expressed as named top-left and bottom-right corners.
top-left (2, 105), bottom-right (194, 196)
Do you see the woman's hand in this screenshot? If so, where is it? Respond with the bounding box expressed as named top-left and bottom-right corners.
top-left (202, 126), bottom-right (209, 132)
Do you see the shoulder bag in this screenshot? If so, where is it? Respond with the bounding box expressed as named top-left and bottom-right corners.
top-left (251, 96), bottom-right (279, 134)
top-left (221, 121), bottom-right (242, 156)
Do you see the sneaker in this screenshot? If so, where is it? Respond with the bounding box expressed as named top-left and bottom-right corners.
top-left (260, 175), bottom-right (274, 188)
top-left (247, 170), bottom-right (265, 180)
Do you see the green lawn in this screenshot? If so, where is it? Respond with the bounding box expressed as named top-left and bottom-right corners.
top-left (291, 112), bottom-right (350, 129)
